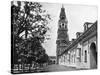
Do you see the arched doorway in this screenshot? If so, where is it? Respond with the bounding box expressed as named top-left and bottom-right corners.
top-left (90, 42), bottom-right (97, 69)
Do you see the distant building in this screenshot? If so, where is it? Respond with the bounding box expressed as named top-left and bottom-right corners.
top-left (56, 6), bottom-right (97, 69)
top-left (49, 56), bottom-right (56, 64)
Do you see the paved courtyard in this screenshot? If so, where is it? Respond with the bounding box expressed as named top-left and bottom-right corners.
top-left (43, 64), bottom-right (78, 72)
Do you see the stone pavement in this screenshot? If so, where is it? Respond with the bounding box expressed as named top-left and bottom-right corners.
top-left (43, 64), bottom-right (78, 72)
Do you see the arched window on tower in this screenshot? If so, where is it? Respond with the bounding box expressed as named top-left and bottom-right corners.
top-left (62, 23), bottom-right (65, 28)
top-left (62, 23), bottom-right (64, 26)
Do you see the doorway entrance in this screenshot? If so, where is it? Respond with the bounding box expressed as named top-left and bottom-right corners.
top-left (90, 42), bottom-right (97, 69)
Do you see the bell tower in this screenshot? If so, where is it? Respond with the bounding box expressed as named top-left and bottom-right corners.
top-left (56, 5), bottom-right (69, 64)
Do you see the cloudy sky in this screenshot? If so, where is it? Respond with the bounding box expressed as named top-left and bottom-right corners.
top-left (40, 2), bottom-right (97, 56)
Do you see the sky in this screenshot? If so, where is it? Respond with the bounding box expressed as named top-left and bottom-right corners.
top-left (40, 2), bottom-right (97, 56)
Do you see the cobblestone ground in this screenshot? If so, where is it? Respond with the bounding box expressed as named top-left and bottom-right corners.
top-left (43, 64), bottom-right (78, 72)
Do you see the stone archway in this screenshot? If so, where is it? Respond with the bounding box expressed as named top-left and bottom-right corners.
top-left (90, 42), bottom-right (97, 69)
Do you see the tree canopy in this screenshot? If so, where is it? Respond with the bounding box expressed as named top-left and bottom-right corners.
top-left (11, 1), bottom-right (51, 65)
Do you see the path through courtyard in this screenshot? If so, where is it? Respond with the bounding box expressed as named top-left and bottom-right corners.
top-left (43, 64), bottom-right (78, 72)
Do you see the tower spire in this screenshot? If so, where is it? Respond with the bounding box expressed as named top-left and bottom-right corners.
top-left (60, 4), bottom-right (66, 19)
top-left (62, 4), bottom-right (64, 8)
